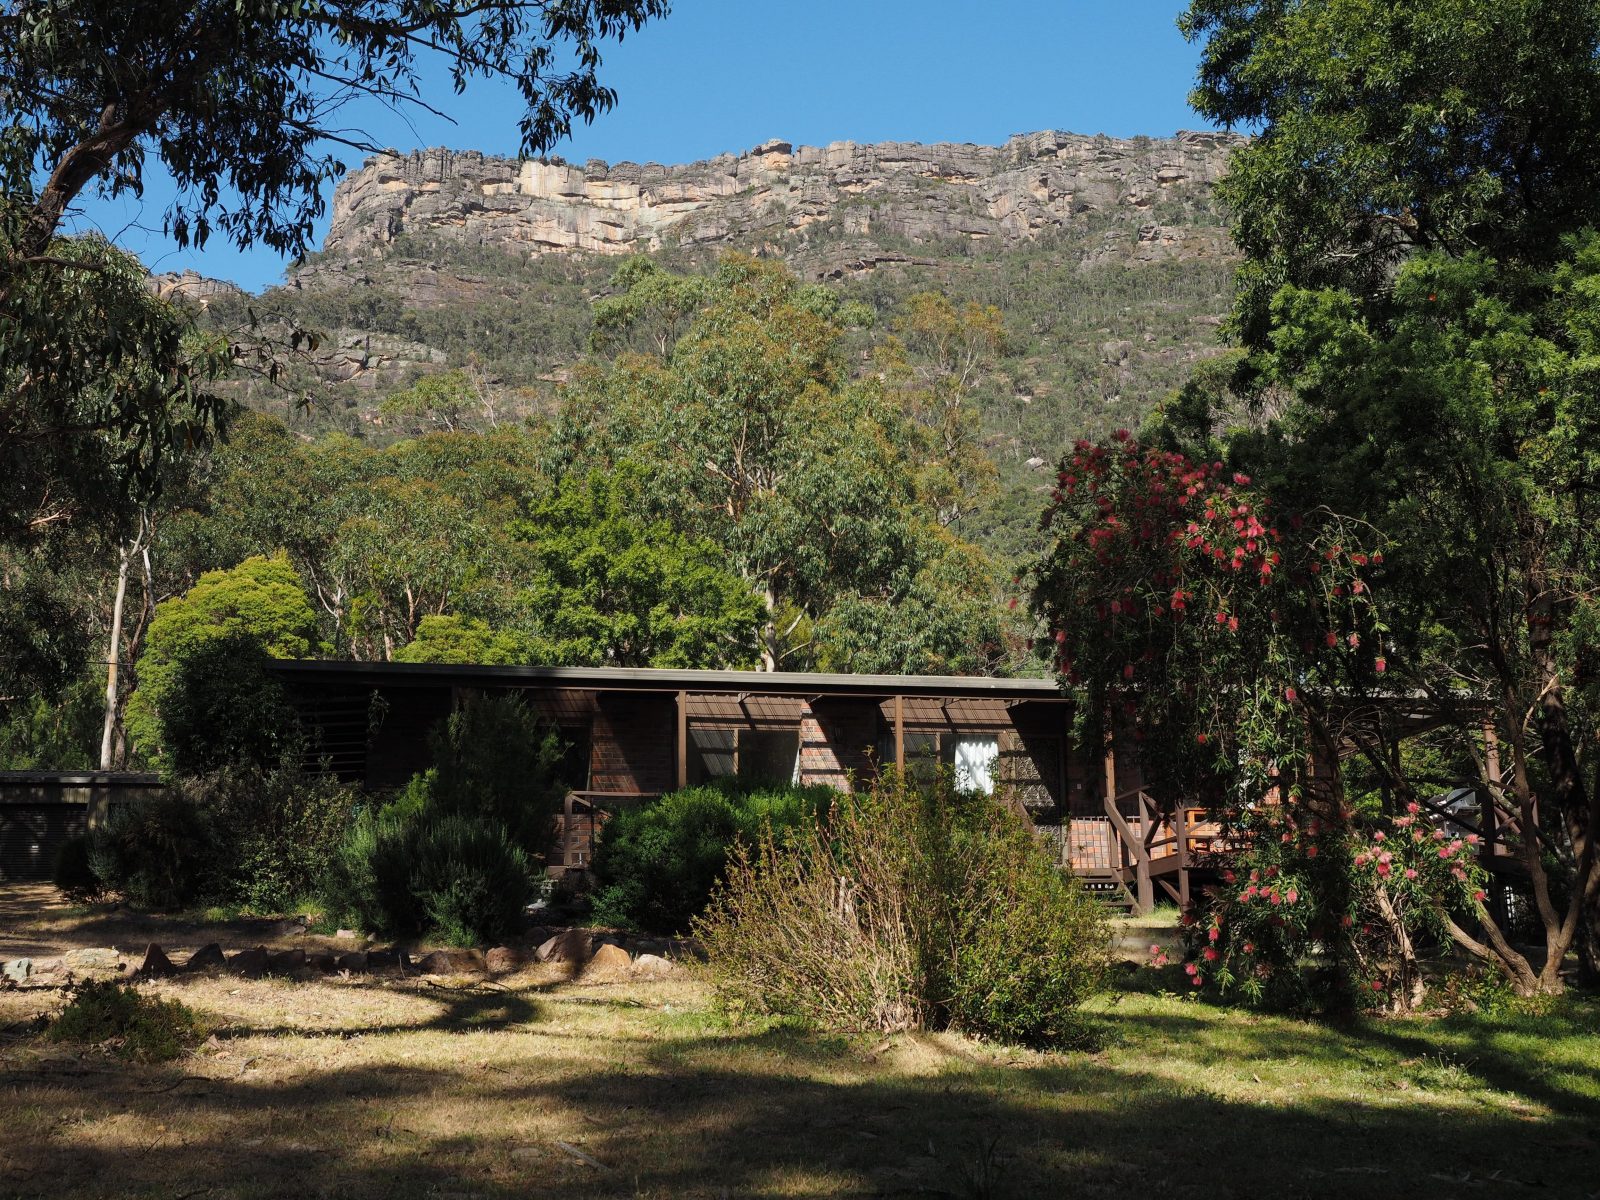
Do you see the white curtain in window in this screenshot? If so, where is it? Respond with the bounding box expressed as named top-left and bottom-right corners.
top-left (953, 738), bottom-right (999, 795)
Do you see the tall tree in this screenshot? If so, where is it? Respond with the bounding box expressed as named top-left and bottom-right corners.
top-left (556, 255), bottom-right (1003, 672)
top-left (1177, 0), bottom-right (1600, 987)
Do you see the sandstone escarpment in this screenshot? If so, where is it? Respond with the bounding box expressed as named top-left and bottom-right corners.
top-left (324, 129), bottom-right (1242, 275)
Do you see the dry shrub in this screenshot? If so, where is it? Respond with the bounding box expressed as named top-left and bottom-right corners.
top-left (696, 775), bottom-right (1110, 1047)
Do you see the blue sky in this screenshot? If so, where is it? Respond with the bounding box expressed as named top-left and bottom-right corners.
top-left (73, 1), bottom-right (1216, 292)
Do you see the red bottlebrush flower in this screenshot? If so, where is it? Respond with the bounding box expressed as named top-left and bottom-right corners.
top-left (1284, 686), bottom-right (1298, 703)
top-left (1340, 915), bottom-right (1354, 928)
top-left (1373, 831), bottom-right (1385, 842)
top-left (1008, 597), bottom-right (1018, 610)
top-left (1243, 941), bottom-right (1256, 954)
top-left (1215, 611), bottom-right (1227, 625)
top-left (1123, 664), bottom-right (1135, 680)
top-left (1203, 947), bottom-right (1220, 962)
top-left (1113, 428), bottom-right (1132, 442)
top-left (1374, 657), bottom-right (1387, 674)
top-left (1286, 888), bottom-right (1298, 904)
top-left (1233, 472), bottom-right (1251, 485)
top-left (1347, 632), bottom-right (1361, 648)
top-left (1473, 889), bottom-right (1487, 903)
top-left (1404, 868), bottom-right (1418, 880)
top-left (1228, 616), bottom-right (1240, 632)
top-left (1306, 845), bottom-right (1318, 858)
top-left (1376, 862), bottom-right (1392, 877)
top-left (1195, 732), bottom-right (1208, 745)
top-left (1180, 911), bottom-right (1197, 927)
top-left (1325, 631), bottom-right (1338, 647)
top-left (1054, 629), bottom-right (1066, 643)
top-left (1371, 979), bottom-right (1385, 991)
top-left (1208, 927), bottom-right (1219, 943)
top-left (1223, 870), bottom-right (1236, 884)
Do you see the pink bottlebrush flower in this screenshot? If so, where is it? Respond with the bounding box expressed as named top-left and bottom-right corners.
top-left (1406, 801), bottom-right (1420, 814)
top-left (1473, 890), bottom-right (1487, 903)
top-left (1376, 862), bottom-right (1392, 877)
top-left (1373, 831), bottom-right (1386, 842)
top-left (1378, 852), bottom-right (1392, 865)
top-left (1404, 868), bottom-right (1418, 880)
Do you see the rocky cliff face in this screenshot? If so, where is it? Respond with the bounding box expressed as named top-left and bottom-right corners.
top-left (324, 129), bottom-right (1242, 276)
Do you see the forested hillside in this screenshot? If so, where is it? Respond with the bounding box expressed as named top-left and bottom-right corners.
top-left (202, 130), bottom-right (1239, 564)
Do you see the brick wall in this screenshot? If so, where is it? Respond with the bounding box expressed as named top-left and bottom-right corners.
top-left (797, 699), bottom-right (881, 791)
top-left (588, 693), bottom-right (676, 794)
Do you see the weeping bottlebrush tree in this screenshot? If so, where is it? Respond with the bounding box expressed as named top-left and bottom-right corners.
top-left (1027, 433), bottom-right (1485, 1012)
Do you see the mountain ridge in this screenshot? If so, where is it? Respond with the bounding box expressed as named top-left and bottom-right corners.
top-left (321, 128), bottom-right (1243, 277)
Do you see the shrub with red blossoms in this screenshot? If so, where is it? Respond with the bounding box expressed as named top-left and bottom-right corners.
top-left (1027, 436), bottom-right (1386, 810)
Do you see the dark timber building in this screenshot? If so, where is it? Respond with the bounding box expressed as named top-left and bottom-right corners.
top-left (271, 661), bottom-right (1232, 912)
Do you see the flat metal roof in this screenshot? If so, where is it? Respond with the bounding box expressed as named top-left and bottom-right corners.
top-left (269, 660), bottom-right (1069, 701)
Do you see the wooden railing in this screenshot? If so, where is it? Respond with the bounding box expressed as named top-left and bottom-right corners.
top-left (550, 790), bottom-right (660, 876)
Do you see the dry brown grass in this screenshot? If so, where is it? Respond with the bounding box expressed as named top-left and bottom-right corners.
top-left (3, 885), bottom-right (1599, 1199)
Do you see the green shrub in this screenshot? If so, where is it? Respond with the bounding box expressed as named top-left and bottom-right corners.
top-left (88, 791), bottom-right (220, 909)
top-left (697, 775), bottom-right (1110, 1048)
top-left (322, 694), bottom-right (566, 942)
top-left (589, 780), bottom-right (835, 934)
top-left (48, 981), bottom-right (205, 1062)
top-left (324, 789), bottom-right (533, 945)
top-left (323, 795), bottom-right (429, 937)
top-left (411, 814), bottom-right (535, 946)
top-left (949, 813), bottom-right (1112, 1046)
top-left (426, 693), bottom-right (568, 849)
top-left (201, 766), bottom-right (360, 913)
top-left (52, 833), bottom-right (102, 902)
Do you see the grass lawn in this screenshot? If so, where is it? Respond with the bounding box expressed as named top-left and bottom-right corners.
top-left (2, 892), bottom-right (1598, 1198)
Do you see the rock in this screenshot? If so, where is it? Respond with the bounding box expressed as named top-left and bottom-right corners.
top-left (484, 946), bottom-right (523, 973)
top-left (364, 948), bottom-right (408, 974)
top-left (319, 130), bottom-right (1243, 276)
top-left (227, 947), bottom-right (269, 979)
top-left (185, 943), bottom-right (227, 973)
top-left (416, 948), bottom-right (487, 976)
top-left (336, 951), bottom-right (369, 974)
top-left (587, 943), bottom-right (631, 973)
top-left (2, 958), bottom-right (31, 984)
top-left (137, 944), bottom-right (177, 979)
top-left (334, 929), bottom-right (360, 941)
top-left (631, 953), bottom-right (679, 977)
top-left (307, 951), bottom-right (338, 974)
top-left (62, 947), bottom-right (123, 975)
top-left (536, 930), bottom-right (592, 964)
top-left (267, 948), bottom-right (306, 976)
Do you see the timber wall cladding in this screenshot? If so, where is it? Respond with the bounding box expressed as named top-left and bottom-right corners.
top-left (0, 773), bottom-right (162, 881)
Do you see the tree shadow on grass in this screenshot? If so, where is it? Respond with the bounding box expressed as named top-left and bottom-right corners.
top-left (3, 997), bottom-right (1597, 1200)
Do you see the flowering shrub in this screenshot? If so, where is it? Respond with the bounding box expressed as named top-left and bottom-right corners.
top-left (1028, 435), bottom-right (1492, 1011)
top-left (1184, 800), bottom-right (1491, 1011)
top-left (1026, 433), bottom-right (1384, 808)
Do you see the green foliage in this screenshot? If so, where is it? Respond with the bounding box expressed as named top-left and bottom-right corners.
top-left (697, 776), bottom-right (1110, 1047)
top-left (394, 615), bottom-right (541, 665)
top-left (323, 802), bottom-right (533, 946)
top-left (554, 254), bottom-right (1003, 670)
top-left (949, 811), bottom-right (1112, 1047)
top-left (510, 467), bottom-right (766, 668)
top-left (410, 814), bottom-right (535, 947)
top-left (52, 834), bottom-right (101, 903)
top-left (425, 693), bottom-right (568, 851)
top-left (88, 792), bottom-right (219, 910)
top-left (126, 553), bottom-right (324, 763)
top-left (0, 672), bottom-right (101, 770)
top-left (589, 780), bottom-right (837, 935)
top-left (158, 634), bottom-right (300, 777)
top-left (2, 0), bottom-right (668, 264)
top-left (323, 694), bottom-right (562, 943)
top-left (199, 766), bottom-right (361, 914)
top-left (1182, 0), bottom-right (1600, 349)
top-left (324, 798), bottom-right (428, 938)
top-left (48, 981), bottom-right (205, 1063)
